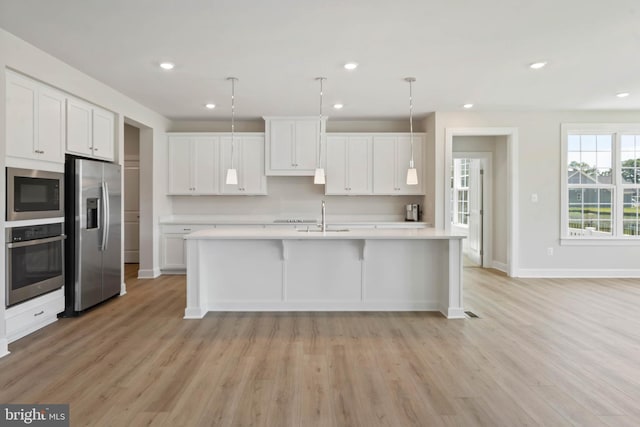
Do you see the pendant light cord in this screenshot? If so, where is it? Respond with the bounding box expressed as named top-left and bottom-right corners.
top-left (408, 77), bottom-right (415, 168)
top-left (317, 77), bottom-right (326, 168)
top-left (228, 77), bottom-right (237, 169)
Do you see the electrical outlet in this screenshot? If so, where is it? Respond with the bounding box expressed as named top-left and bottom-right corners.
top-left (547, 247), bottom-right (554, 256)
top-left (531, 193), bottom-right (539, 203)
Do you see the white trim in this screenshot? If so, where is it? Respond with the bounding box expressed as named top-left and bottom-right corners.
top-left (184, 307), bottom-right (208, 319)
top-left (561, 238), bottom-right (640, 246)
top-left (204, 300), bottom-right (441, 312)
top-left (444, 127), bottom-right (519, 276)
top-left (445, 307), bottom-right (466, 319)
top-left (120, 282), bottom-right (127, 296)
top-left (137, 268), bottom-right (161, 279)
top-left (491, 261), bottom-right (508, 273)
top-left (0, 339), bottom-right (9, 359)
top-left (518, 268), bottom-right (640, 278)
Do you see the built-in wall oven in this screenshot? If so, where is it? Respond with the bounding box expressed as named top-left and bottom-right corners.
top-left (6, 167), bottom-right (64, 221)
top-left (6, 223), bottom-right (65, 307)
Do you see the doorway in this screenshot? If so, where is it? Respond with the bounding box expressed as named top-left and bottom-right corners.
top-left (123, 123), bottom-right (140, 263)
top-left (451, 153), bottom-right (492, 268)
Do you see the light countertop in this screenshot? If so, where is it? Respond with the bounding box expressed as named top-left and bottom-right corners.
top-left (184, 227), bottom-right (464, 240)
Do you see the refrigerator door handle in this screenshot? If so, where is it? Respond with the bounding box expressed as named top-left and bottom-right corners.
top-left (101, 181), bottom-right (109, 251)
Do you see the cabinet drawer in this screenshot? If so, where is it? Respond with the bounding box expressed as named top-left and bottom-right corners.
top-left (6, 289), bottom-right (64, 343)
top-left (161, 224), bottom-right (214, 234)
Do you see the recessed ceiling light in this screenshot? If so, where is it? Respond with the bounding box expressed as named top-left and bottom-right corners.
top-left (463, 103), bottom-right (474, 109)
top-left (617, 92), bottom-right (630, 98)
top-left (529, 61), bottom-right (547, 70)
top-left (205, 103), bottom-right (216, 109)
top-left (344, 62), bottom-right (358, 70)
top-left (333, 103), bottom-right (344, 109)
top-left (159, 62), bottom-right (175, 70)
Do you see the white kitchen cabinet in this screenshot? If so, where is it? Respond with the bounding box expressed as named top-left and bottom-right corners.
top-left (160, 224), bottom-right (215, 271)
top-left (5, 288), bottom-right (64, 343)
top-left (6, 71), bottom-right (65, 164)
top-left (66, 97), bottom-right (115, 161)
top-left (264, 117), bottom-right (326, 176)
top-left (220, 135), bottom-right (268, 195)
top-left (373, 134), bottom-right (424, 195)
top-left (325, 135), bottom-right (372, 195)
top-left (167, 136), bottom-right (219, 195)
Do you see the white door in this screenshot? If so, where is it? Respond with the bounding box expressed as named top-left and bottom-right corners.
top-left (124, 158), bottom-right (140, 263)
top-left (466, 159), bottom-right (483, 265)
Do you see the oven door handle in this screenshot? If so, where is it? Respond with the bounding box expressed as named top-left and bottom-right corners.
top-left (7, 234), bottom-right (66, 248)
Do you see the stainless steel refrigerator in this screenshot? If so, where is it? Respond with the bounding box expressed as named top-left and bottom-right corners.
top-left (63, 156), bottom-right (122, 316)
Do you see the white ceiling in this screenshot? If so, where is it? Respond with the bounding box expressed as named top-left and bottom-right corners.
top-left (1, 0), bottom-right (639, 120)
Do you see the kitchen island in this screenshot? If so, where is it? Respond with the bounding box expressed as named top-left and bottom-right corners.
top-left (184, 227), bottom-right (465, 319)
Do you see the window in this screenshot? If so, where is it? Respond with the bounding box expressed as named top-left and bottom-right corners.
top-left (562, 124), bottom-right (640, 241)
top-left (451, 159), bottom-right (470, 226)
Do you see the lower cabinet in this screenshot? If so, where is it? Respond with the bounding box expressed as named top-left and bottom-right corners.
top-left (5, 288), bottom-right (64, 343)
top-left (160, 224), bottom-right (214, 271)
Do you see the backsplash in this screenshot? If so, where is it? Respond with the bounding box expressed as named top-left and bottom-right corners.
top-left (171, 176), bottom-right (422, 218)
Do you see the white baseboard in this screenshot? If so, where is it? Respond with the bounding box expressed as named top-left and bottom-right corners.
top-left (517, 268), bottom-right (640, 278)
top-left (120, 282), bottom-right (127, 296)
top-left (445, 307), bottom-right (466, 319)
top-left (184, 307), bottom-right (207, 319)
top-left (0, 338), bottom-right (9, 359)
top-left (203, 300), bottom-right (440, 312)
top-left (138, 268), bottom-right (161, 279)
top-left (491, 261), bottom-right (508, 273)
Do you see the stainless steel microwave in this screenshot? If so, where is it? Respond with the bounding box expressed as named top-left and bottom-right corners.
top-left (6, 167), bottom-right (64, 221)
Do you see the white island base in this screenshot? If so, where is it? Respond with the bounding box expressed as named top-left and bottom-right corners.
top-left (184, 228), bottom-right (465, 319)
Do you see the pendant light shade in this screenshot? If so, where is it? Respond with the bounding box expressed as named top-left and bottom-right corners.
top-left (405, 77), bottom-right (418, 186)
top-left (314, 77), bottom-right (326, 185)
top-left (225, 77), bottom-right (238, 185)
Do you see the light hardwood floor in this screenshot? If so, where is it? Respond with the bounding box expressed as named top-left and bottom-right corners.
top-left (1, 265), bottom-right (640, 426)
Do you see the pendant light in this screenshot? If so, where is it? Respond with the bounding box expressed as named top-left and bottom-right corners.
top-left (225, 77), bottom-right (238, 185)
top-left (405, 77), bottom-right (418, 185)
top-left (313, 77), bottom-right (326, 185)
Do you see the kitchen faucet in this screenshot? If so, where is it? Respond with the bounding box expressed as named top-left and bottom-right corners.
top-left (320, 200), bottom-right (326, 232)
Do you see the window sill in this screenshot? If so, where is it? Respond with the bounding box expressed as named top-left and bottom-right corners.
top-left (561, 237), bottom-right (640, 246)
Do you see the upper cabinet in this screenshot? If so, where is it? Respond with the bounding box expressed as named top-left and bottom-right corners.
top-left (167, 135), bottom-right (219, 195)
top-left (6, 71), bottom-right (65, 164)
top-left (66, 98), bottom-right (115, 161)
top-left (220, 135), bottom-right (267, 195)
top-left (372, 135), bottom-right (424, 195)
top-left (264, 117), bottom-right (326, 176)
top-left (167, 133), bottom-right (267, 196)
top-left (325, 135), bottom-right (373, 195)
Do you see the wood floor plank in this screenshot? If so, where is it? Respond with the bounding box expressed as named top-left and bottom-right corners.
top-left (1, 264), bottom-right (640, 426)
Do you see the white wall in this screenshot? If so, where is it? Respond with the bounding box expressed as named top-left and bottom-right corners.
top-left (435, 111), bottom-right (640, 276)
top-left (0, 28), bottom-right (171, 352)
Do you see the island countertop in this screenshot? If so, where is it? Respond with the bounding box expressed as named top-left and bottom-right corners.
top-left (184, 227), bottom-right (464, 240)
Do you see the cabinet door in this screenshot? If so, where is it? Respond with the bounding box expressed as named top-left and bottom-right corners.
top-left (239, 136), bottom-right (267, 195)
top-left (372, 136), bottom-right (397, 194)
top-left (37, 87), bottom-right (66, 163)
top-left (168, 137), bottom-right (194, 194)
top-left (346, 136), bottom-right (372, 194)
top-left (161, 234), bottom-right (187, 270)
top-left (268, 120), bottom-right (296, 172)
top-left (66, 98), bottom-right (93, 156)
top-left (6, 73), bottom-right (37, 159)
top-left (92, 107), bottom-right (115, 160)
top-left (294, 120), bottom-right (320, 172)
top-left (192, 137), bottom-right (218, 194)
top-left (325, 136), bottom-right (348, 194)
top-left (395, 136), bottom-right (423, 194)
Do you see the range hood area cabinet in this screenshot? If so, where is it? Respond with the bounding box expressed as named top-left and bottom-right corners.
top-left (264, 116), bottom-right (327, 176)
top-left (166, 133), bottom-right (267, 196)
